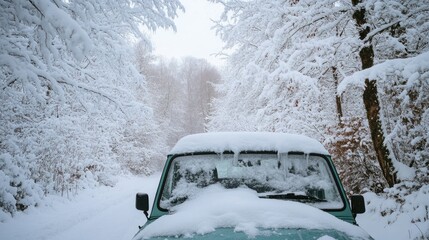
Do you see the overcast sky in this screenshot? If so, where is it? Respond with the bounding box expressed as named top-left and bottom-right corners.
top-left (149, 0), bottom-right (225, 67)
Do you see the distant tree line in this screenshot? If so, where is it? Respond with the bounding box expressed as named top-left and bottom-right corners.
top-left (135, 41), bottom-right (221, 149)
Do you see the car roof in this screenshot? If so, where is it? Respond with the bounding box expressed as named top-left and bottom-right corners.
top-left (169, 132), bottom-right (329, 155)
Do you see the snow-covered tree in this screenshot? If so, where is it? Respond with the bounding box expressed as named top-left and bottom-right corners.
top-left (206, 0), bottom-right (383, 192)
top-left (349, 0), bottom-right (429, 187)
top-left (208, 0), bottom-right (356, 131)
top-left (0, 0), bottom-right (183, 218)
top-left (181, 57), bottom-right (220, 134)
top-left (139, 55), bottom-right (187, 148)
top-left (340, 51), bottom-right (429, 177)
top-left (208, 0), bottom-right (428, 188)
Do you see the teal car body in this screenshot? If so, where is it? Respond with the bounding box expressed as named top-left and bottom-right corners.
top-left (136, 227), bottom-right (359, 240)
top-left (133, 132), bottom-right (370, 240)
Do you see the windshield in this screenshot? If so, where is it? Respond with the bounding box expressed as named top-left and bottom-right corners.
top-left (159, 153), bottom-right (344, 210)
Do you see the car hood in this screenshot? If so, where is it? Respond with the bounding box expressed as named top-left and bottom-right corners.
top-left (134, 186), bottom-right (371, 240)
top-left (134, 227), bottom-right (370, 240)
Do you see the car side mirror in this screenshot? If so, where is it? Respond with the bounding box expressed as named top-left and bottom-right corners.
top-left (136, 193), bottom-right (149, 219)
top-left (351, 195), bottom-right (365, 216)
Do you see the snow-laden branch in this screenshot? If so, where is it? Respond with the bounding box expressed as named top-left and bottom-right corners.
top-left (31, 0), bottom-right (93, 60)
top-left (338, 51), bottom-right (429, 95)
top-left (363, 5), bottom-right (429, 44)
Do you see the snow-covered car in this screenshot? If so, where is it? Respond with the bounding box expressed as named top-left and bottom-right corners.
top-left (133, 132), bottom-right (372, 239)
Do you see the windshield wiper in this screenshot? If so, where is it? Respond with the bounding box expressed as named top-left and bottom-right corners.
top-left (259, 193), bottom-right (326, 202)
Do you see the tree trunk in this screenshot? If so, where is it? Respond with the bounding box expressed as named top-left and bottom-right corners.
top-left (351, 0), bottom-right (398, 187)
top-left (332, 67), bottom-right (343, 124)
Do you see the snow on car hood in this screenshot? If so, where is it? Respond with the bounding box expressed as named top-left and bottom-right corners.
top-left (134, 185), bottom-right (370, 239)
top-left (169, 132), bottom-right (329, 155)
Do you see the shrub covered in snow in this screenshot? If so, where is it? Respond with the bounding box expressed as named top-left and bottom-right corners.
top-left (361, 183), bottom-right (429, 239)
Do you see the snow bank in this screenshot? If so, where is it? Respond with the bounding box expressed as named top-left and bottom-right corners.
top-left (357, 184), bottom-right (429, 240)
top-left (135, 185), bottom-right (369, 239)
top-left (169, 132), bottom-right (329, 155)
top-left (0, 174), bottom-right (161, 240)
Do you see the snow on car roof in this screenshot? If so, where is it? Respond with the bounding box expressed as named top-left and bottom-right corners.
top-left (169, 132), bottom-right (329, 155)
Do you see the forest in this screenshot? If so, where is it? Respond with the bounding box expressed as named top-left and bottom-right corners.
top-left (0, 0), bottom-right (428, 239)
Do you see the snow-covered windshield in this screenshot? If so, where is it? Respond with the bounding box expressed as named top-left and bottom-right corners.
top-left (160, 153), bottom-right (344, 210)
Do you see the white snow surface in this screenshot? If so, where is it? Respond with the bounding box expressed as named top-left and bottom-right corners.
top-left (169, 132), bottom-right (329, 155)
top-left (0, 172), bottom-right (422, 240)
top-left (0, 174), bottom-right (160, 240)
top-left (135, 184), bottom-right (369, 239)
top-left (357, 188), bottom-right (429, 240)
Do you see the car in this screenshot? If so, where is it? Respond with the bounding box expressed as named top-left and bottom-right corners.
top-left (132, 132), bottom-right (372, 239)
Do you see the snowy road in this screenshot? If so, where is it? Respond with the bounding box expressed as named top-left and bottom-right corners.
top-left (0, 174), bottom-right (160, 240)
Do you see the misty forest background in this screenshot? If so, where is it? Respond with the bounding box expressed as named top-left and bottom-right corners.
top-left (1, 0), bottom-right (428, 238)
